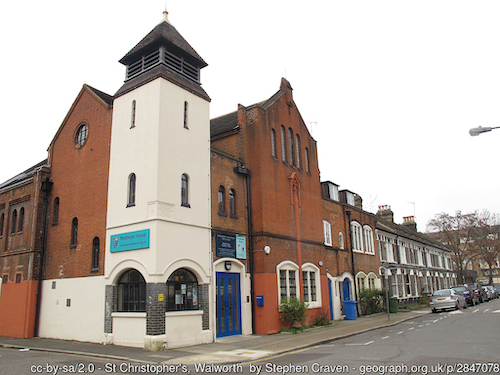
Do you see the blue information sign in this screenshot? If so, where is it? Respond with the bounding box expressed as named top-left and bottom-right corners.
top-left (236, 235), bottom-right (246, 259)
top-left (110, 229), bottom-right (150, 253)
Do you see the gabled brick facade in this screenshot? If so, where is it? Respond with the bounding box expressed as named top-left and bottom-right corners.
top-left (44, 85), bottom-right (112, 279)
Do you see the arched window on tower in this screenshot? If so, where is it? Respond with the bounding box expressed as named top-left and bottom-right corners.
top-left (127, 173), bottom-right (136, 207)
top-left (131, 100), bottom-right (136, 128)
top-left (181, 174), bottom-right (190, 207)
top-left (184, 101), bottom-right (189, 129)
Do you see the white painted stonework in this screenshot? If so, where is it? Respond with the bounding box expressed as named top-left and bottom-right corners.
top-left (105, 76), bottom-right (213, 348)
top-left (38, 276), bottom-right (106, 343)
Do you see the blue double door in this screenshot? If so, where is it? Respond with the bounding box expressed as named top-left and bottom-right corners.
top-left (216, 272), bottom-right (242, 337)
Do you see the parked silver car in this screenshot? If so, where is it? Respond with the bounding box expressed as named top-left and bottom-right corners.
top-left (430, 289), bottom-right (467, 313)
top-left (485, 285), bottom-right (498, 299)
top-left (482, 286), bottom-right (492, 301)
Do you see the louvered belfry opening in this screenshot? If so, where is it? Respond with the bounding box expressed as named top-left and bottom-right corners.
top-left (125, 47), bottom-right (200, 83)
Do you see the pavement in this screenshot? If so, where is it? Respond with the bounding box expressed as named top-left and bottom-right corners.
top-left (0, 308), bottom-right (431, 365)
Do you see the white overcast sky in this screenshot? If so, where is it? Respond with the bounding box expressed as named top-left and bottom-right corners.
top-left (1, 1), bottom-right (499, 230)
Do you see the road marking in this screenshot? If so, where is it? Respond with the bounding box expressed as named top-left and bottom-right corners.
top-left (381, 336), bottom-right (390, 340)
top-left (492, 310), bottom-right (500, 313)
top-left (433, 319), bottom-right (439, 323)
top-left (345, 341), bottom-right (374, 346)
top-left (408, 327), bottom-right (414, 330)
top-left (418, 325), bottom-right (423, 328)
top-left (472, 309), bottom-right (479, 313)
top-left (240, 347), bottom-right (312, 365)
top-left (426, 323), bottom-right (430, 326)
top-left (397, 331), bottom-right (404, 335)
top-left (483, 309), bottom-right (490, 313)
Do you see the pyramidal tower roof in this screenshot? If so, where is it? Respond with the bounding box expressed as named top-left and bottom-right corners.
top-left (119, 11), bottom-right (207, 67)
top-left (115, 11), bottom-right (209, 101)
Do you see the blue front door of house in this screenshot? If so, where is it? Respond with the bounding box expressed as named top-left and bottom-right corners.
top-left (328, 279), bottom-right (334, 321)
top-left (216, 272), bottom-right (242, 337)
top-left (343, 279), bottom-right (351, 301)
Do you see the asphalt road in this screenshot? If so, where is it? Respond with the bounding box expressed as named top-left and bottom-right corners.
top-left (1, 299), bottom-right (499, 375)
top-left (247, 298), bottom-right (500, 375)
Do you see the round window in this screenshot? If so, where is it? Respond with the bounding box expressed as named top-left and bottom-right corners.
top-left (75, 124), bottom-right (88, 147)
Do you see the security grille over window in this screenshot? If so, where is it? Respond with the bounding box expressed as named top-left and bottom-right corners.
top-left (126, 48), bottom-right (200, 83)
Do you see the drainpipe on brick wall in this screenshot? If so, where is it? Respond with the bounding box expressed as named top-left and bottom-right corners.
top-left (346, 209), bottom-right (359, 317)
top-left (34, 177), bottom-right (53, 337)
top-left (234, 166), bottom-right (254, 334)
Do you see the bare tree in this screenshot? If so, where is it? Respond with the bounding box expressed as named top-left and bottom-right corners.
top-left (427, 211), bottom-right (480, 284)
top-left (472, 210), bottom-right (500, 285)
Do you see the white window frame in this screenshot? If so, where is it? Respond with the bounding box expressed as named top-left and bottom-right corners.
top-left (339, 232), bottom-right (344, 250)
top-left (356, 272), bottom-right (367, 293)
top-left (323, 220), bottom-right (332, 246)
top-left (363, 225), bottom-right (375, 255)
top-left (351, 221), bottom-right (363, 252)
top-left (302, 263), bottom-right (322, 309)
top-left (368, 275), bottom-right (376, 290)
top-left (277, 261), bottom-right (299, 302)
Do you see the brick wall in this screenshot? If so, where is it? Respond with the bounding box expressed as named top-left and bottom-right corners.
top-left (44, 86), bottom-right (112, 279)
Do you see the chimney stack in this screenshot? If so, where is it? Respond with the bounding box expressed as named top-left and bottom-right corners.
top-left (402, 216), bottom-right (417, 231)
top-left (377, 205), bottom-right (394, 223)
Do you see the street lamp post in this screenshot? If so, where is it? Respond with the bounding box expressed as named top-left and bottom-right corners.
top-left (469, 126), bottom-right (500, 136)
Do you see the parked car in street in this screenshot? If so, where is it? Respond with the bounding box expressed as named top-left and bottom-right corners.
top-left (470, 283), bottom-right (487, 303)
top-left (430, 289), bottom-right (467, 313)
top-left (482, 286), bottom-right (492, 301)
top-left (485, 285), bottom-right (498, 299)
top-left (452, 285), bottom-right (478, 306)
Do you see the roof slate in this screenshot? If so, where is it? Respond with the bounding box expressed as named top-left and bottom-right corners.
top-left (85, 85), bottom-right (113, 106)
top-left (120, 19), bottom-right (207, 67)
top-left (376, 217), bottom-right (449, 251)
top-left (0, 160), bottom-right (48, 190)
top-left (210, 111), bottom-right (239, 137)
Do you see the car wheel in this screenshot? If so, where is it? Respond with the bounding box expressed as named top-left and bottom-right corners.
top-left (432, 308), bottom-right (437, 313)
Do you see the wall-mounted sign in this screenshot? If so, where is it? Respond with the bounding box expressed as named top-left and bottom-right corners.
top-left (110, 229), bottom-right (150, 253)
top-left (236, 235), bottom-right (246, 259)
top-left (216, 232), bottom-right (247, 259)
top-left (216, 233), bottom-right (235, 258)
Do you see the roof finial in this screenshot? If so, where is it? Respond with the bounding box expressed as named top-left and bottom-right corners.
top-left (162, 0), bottom-right (171, 24)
